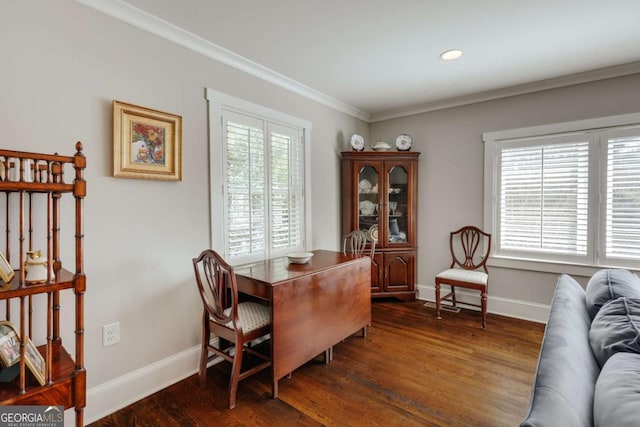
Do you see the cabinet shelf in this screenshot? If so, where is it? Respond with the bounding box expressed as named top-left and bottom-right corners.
top-left (0, 268), bottom-right (75, 298)
top-left (0, 144), bottom-right (86, 425)
top-left (0, 342), bottom-right (78, 407)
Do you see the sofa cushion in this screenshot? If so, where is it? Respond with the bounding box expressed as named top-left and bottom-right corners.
top-left (520, 274), bottom-right (600, 427)
top-left (593, 352), bottom-right (640, 427)
top-left (585, 269), bottom-right (640, 319)
top-left (589, 297), bottom-right (640, 367)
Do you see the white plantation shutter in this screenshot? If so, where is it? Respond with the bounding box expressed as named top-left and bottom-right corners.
top-left (224, 113), bottom-right (266, 258)
top-left (500, 140), bottom-right (589, 257)
top-left (222, 110), bottom-right (305, 261)
top-left (269, 124), bottom-right (303, 251)
top-left (605, 131), bottom-right (640, 261)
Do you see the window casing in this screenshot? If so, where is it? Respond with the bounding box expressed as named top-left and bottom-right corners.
top-left (206, 89), bottom-right (312, 264)
top-left (484, 113), bottom-right (640, 273)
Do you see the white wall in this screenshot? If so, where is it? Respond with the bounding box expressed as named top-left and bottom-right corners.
top-left (0, 1), bottom-right (367, 423)
top-left (370, 73), bottom-right (640, 321)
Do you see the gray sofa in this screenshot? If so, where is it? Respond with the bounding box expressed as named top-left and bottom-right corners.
top-left (520, 270), bottom-right (640, 427)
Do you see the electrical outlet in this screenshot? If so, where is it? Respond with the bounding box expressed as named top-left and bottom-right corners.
top-left (102, 322), bottom-right (120, 347)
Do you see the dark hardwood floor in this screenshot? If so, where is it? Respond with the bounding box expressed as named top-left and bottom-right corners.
top-left (89, 301), bottom-right (545, 427)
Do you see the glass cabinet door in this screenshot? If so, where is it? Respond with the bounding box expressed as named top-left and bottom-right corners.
top-left (387, 165), bottom-right (408, 245)
top-left (356, 164), bottom-right (380, 239)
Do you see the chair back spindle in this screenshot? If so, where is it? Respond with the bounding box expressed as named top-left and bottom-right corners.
top-left (343, 229), bottom-right (376, 258)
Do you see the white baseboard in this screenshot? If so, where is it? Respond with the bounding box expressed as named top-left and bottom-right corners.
top-left (82, 345), bottom-right (202, 425)
top-left (417, 284), bottom-right (550, 324)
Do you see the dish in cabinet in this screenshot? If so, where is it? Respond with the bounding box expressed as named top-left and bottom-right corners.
top-left (358, 179), bottom-right (372, 192)
top-left (368, 225), bottom-right (379, 242)
top-left (359, 200), bottom-right (376, 215)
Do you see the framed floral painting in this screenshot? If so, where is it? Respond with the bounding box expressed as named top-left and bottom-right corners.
top-left (113, 101), bottom-right (182, 181)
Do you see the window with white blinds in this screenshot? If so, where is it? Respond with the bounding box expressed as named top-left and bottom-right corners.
top-left (206, 88), bottom-right (311, 264)
top-left (604, 131), bottom-right (640, 263)
top-left (223, 110), bottom-right (305, 261)
top-left (484, 114), bottom-right (640, 271)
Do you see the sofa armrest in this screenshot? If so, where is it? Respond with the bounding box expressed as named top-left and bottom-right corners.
top-left (520, 274), bottom-right (600, 427)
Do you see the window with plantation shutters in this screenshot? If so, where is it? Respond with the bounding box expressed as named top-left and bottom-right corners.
top-left (604, 130), bottom-right (640, 264)
top-left (222, 110), bottom-right (305, 262)
top-left (206, 88), bottom-right (311, 264)
top-left (484, 114), bottom-right (640, 271)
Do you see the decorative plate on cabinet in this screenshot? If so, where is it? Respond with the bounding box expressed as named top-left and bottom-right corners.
top-left (350, 134), bottom-right (365, 151)
top-left (368, 225), bottom-right (379, 242)
top-left (395, 134), bottom-right (412, 151)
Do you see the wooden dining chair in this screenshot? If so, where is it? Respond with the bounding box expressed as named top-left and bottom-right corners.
top-left (192, 249), bottom-right (272, 409)
top-left (339, 229), bottom-right (375, 348)
top-left (434, 226), bottom-right (491, 329)
top-left (342, 229), bottom-right (376, 259)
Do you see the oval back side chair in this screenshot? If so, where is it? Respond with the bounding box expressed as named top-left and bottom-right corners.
top-left (342, 229), bottom-right (376, 259)
top-left (340, 229), bottom-right (376, 345)
top-left (192, 249), bottom-right (272, 409)
top-left (434, 226), bottom-right (491, 329)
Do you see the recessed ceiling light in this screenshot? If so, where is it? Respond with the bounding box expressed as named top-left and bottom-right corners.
top-left (440, 49), bottom-right (463, 61)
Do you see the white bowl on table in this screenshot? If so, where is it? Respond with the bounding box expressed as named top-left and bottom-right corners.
top-left (286, 252), bottom-right (314, 264)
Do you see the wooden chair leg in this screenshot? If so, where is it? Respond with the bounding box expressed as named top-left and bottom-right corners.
top-left (451, 286), bottom-right (457, 307)
top-left (481, 290), bottom-right (487, 329)
top-left (435, 281), bottom-right (442, 319)
top-left (198, 347), bottom-right (207, 388)
top-left (199, 323), bottom-right (209, 388)
top-left (228, 345), bottom-right (243, 409)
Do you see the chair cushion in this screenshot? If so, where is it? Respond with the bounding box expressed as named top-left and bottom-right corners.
top-left (593, 352), bottom-right (640, 427)
top-left (585, 269), bottom-right (640, 319)
top-left (589, 296), bottom-right (640, 367)
top-left (436, 268), bottom-right (488, 285)
top-left (223, 302), bottom-right (270, 332)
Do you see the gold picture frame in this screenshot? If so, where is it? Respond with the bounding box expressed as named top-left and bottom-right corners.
top-left (0, 322), bottom-right (20, 368)
top-left (0, 321), bottom-right (46, 385)
top-left (113, 100), bottom-right (182, 181)
top-left (0, 252), bottom-right (14, 283)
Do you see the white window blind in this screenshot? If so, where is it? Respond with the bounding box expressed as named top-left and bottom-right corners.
top-left (222, 110), bottom-right (305, 262)
top-left (499, 140), bottom-right (589, 256)
top-left (270, 124), bottom-right (303, 251)
top-left (225, 117), bottom-right (266, 258)
top-left (485, 114), bottom-right (640, 272)
top-left (606, 132), bottom-right (640, 261)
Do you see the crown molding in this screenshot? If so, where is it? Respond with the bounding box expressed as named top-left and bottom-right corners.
top-left (370, 61), bottom-right (640, 122)
top-left (74, 0), bottom-right (370, 122)
top-left (74, 0), bottom-right (640, 124)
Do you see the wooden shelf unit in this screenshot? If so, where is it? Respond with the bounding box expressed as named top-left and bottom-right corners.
top-left (0, 144), bottom-right (86, 425)
top-left (342, 150), bottom-right (420, 301)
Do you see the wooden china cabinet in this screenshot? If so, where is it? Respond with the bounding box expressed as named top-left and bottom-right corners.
top-left (342, 151), bottom-right (419, 301)
top-left (0, 144), bottom-right (86, 426)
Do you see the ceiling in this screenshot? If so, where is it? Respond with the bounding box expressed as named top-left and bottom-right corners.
top-left (90, 0), bottom-right (640, 121)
